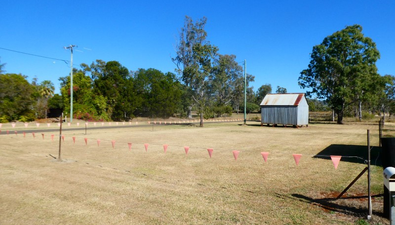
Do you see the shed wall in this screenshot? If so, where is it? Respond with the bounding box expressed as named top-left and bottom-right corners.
top-left (261, 106), bottom-right (298, 125)
top-left (296, 97), bottom-right (309, 125)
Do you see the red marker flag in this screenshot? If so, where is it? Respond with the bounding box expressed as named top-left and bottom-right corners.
top-left (207, 148), bottom-right (213, 158)
top-left (293, 154), bottom-right (302, 166)
top-left (330, 155), bottom-right (342, 169)
top-left (261, 152), bottom-right (269, 162)
top-left (233, 150), bottom-right (240, 160)
top-left (163, 144), bottom-right (168, 153)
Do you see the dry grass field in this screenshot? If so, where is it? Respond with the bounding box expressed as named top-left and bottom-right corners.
top-left (0, 120), bottom-right (392, 224)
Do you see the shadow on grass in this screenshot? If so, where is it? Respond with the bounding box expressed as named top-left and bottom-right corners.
top-left (314, 144), bottom-right (382, 166)
top-left (277, 193), bottom-right (385, 218)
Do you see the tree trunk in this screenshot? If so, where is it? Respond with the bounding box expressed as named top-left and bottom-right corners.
top-left (200, 112), bottom-right (203, 127)
top-left (332, 110), bottom-right (335, 122)
top-left (337, 110), bottom-right (344, 124)
top-left (187, 106), bottom-right (192, 119)
top-left (358, 100), bottom-right (362, 122)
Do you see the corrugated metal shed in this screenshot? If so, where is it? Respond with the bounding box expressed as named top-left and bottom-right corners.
top-left (260, 93), bottom-right (309, 127)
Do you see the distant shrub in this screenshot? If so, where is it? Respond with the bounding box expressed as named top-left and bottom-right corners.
top-left (75, 112), bottom-right (95, 121)
top-left (242, 103), bottom-right (260, 113)
top-left (19, 115), bottom-right (31, 122)
top-left (0, 115), bottom-right (10, 123)
top-left (203, 107), bottom-right (214, 120)
top-left (249, 115), bottom-right (260, 121)
top-left (213, 105), bottom-right (233, 117)
top-left (362, 112), bottom-right (375, 120)
top-left (19, 111), bottom-right (36, 122)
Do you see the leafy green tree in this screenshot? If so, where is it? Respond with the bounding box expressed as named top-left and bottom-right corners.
top-left (60, 70), bottom-right (97, 120)
top-left (256, 84), bottom-right (272, 105)
top-left (210, 54), bottom-right (246, 117)
top-left (0, 74), bottom-right (35, 121)
top-left (48, 94), bottom-right (64, 110)
top-left (93, 61), bottom-right (138, 121)
top-left (211, 54), bottom-right (244, 105)
top-left (81, 59), bottom-right (106, 80)
top-left (134, 69), bottom-right (182, 118)
top-left (173, 16), bottom-right (218, 126)
top-left (173, 16), bottom-right (209, 119)
top-left (276, 86), bottom-right (287, 94)
top-left (299, 25), bottom-right (382, 124)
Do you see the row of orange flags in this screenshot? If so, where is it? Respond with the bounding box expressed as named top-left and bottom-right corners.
top-left (2, 130), bottom-right (343, 169)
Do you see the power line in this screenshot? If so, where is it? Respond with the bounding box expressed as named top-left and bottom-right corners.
top-left (0, 47), bottom-right (69, 64)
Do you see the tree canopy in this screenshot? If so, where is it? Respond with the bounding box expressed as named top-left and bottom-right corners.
top-left (275, 86), bottom-right (287, 94)
top-left (255, 84), bottom-right (272, 104)
top-left (0, 74), bottom-right (35, 121)
top-left (173, 16), bottom-right (252, 126)
top-left (134, 68), bottom-right (182, 118)
top-left (298, 24), bottom-right (385, 124)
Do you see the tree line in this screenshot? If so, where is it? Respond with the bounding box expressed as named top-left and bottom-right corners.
top-left (1, 19), bottom-right (394, 125)
top-left (0, 59), bottom-right (285, 123)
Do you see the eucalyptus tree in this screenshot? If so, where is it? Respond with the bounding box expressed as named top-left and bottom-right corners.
top-left (173, 16), bottom-right (218, 126)
top-left (299, 25), bottom-right (384, 124)
top-left (211, 54), bottom-right (243, 106)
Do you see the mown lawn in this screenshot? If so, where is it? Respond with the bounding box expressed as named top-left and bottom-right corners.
top-left (0, 120), bottom-right (390, 224)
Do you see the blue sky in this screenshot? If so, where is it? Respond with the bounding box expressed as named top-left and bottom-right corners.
top-left (1, 0), bottom-right (394, 95)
